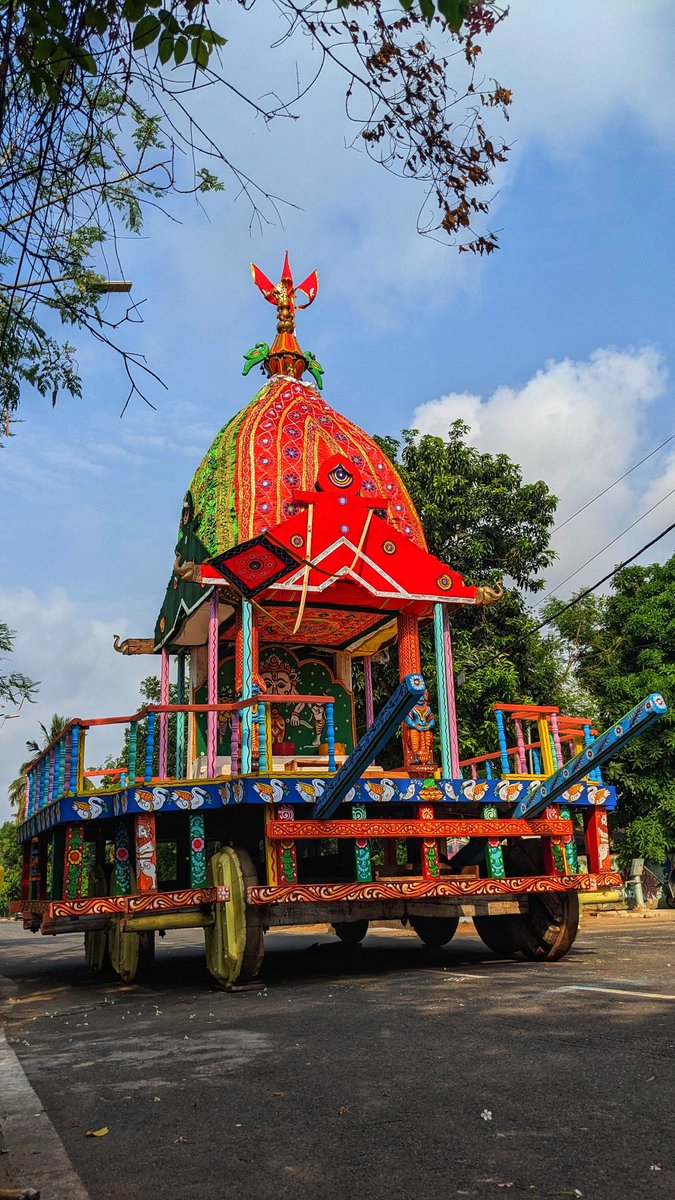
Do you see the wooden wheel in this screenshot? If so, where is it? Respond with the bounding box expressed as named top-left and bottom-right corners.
top-left (84, 866), bottom-right (111, 972)
top-left (472, 915), bottom-right (518, 957)
top-left (508, 889), bottom-right (579, 961)
top-left (108, 914), bottom-right (140, 983)
top-left (482, 842), bottom-right (580, 962)
top-left (205, 847), bottom-right (264, 987)
top-left (108, 866), bottom-right (141, 984)
top-left (409, 915), bottom-right (459, 948)
top-left (333, 920), bottom-right (369, 944)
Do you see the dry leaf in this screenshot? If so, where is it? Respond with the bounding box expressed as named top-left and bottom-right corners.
top-left (338, 1104), bottom-right (350, 1115)
top-left (85, 1127), bottom-right (109, 1137)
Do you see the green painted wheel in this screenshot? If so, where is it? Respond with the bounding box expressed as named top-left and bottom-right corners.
top-left (204, 847), bottom-right (264, 987)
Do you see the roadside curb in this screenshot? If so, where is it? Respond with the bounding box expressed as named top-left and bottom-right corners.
top-left (0, 973), bottom-right (90, 1200)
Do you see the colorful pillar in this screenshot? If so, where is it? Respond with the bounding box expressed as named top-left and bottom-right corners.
top-left (514, 718), bottom-right (527, 774)
top-left (352, 802), bottom-right (373, 882)
top-left (51, 826), bottom-right (66, 900)
top-left (189, 813), bottom-right (207, 887)
top-left (433, 603), bottom-right (461, 777)
top-left (29, 837), bottom-right (47, 901)
top-left (128, 721), bottom-right (138, 787)
top-left (145, 712), bottom-right (156, 782)
top-left (419, 802), bottom-right (440, 879)
top-left (63, 823), bottom-right (85, 898)
top-left (238, 598), bottom-right (254, 774)
top-left (207, 589), bottom-right (219, 777)
top-left (176, 651), bottom-right (187, 779)
top-left (494, 709), bottom-right (510, 774)
top-left (483, 803), bottom-right (506, 878)
top-left (560, 805), bottom-right (579, 873)
top-left (549, 711), bottom-right (564, 771)
top-left (113, 820), bottom-right (132, 896)
top-left (397, 611), bottom-right (421, 771)
top-left (135, 813), bottom-right (158, 892)
top-left (69, 725), bottom-right (81, 792)
top-left (584, 808), bottom-right (612, 873)
top-left (158, 647), bottom-right (170, 780)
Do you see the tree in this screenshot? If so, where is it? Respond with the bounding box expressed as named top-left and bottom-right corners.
top-left (364, 421), bottom-right (571, 761)
top-left (0, 621), bottom-right (37, 717)
top-left (0, 1), bottom-right (511, 437)
top-left (544, 557), bottom-right (675, 864)
top-left (100, 674), bottom-right (178, 785)
top-left (0, 819), bottom-right (23, 914)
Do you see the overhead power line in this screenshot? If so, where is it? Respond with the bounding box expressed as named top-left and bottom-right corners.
top-left (538, 484), bottom-right (675, 604)
top-left (553, 431), bottom-right (675, 533)
top-left (532, 519), bottom-right (675, 634)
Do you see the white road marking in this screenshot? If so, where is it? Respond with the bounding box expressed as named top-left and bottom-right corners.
top-left (550, 985), bottom-right (675, 1001)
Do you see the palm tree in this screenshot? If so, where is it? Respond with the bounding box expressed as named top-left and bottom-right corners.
top-left (25, 713), bottom-right (69, 755)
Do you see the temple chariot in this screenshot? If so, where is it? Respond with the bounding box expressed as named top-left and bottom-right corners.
top-left (12, 256), bottom-right (667, 985)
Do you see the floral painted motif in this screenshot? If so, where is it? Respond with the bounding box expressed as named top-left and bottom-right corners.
top-left (189, 813), bottom-right (207, 888)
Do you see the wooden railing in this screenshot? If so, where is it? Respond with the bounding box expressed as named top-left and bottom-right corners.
top-left (22, 693), bottom-right (337, 818)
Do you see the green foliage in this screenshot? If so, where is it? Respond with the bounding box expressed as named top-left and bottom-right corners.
top-left (546, 557), bottom-right (675, 860)
top-left (0, 622), bottom-right (38, 714)
top-left (11, 0), bottom-right (226, 103)
top-left (377, 422), bottom-right (557, 592)
top-left (0, 820), bottom-right (22, 913)
top-left (365, 423), bottom-right (570, 763)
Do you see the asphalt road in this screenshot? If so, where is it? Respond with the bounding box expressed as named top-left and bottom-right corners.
top-left (0, 915), bottom-right (673, 1200)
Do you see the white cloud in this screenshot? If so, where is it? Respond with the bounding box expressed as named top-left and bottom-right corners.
top-left (0, 588), bottom-right (154, 823)
top-left (412, 346), bottom-right (675, 599)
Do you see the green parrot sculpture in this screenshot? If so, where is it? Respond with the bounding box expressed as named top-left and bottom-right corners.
top-left (305, 350), bottom-right (324, 390)
top-left (242, 341), bottom-right (270, 376)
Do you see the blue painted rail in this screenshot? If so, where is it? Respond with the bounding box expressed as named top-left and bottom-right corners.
top-left (313, 673), bottom-right (427, 821)
top-left (512, 693), bottom-right (668, 818)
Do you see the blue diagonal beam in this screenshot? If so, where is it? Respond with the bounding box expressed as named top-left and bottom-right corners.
top-left (313, 673), bottom-right (427, 821)
top-left (513, 693), bottom-right (668, 819)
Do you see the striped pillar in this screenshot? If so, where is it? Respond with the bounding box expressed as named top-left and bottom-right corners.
top-left (397, 612), bottom-right (422, 771)
top-left (207, 589), bottom-right (219, 777)
top-left (239, 599), bottom-right (254, 774)
top-left (175, 651), bottom-right (187, 779)
top-left (158, 647), bottom-right (170, 780)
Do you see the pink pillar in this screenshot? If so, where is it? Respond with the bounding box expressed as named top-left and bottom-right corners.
top-left (443, 610), bottom-right (461, 776)
top-left (514, 718), bottom-right (528, 773)
top-left (549, 712), bottom-right (564, 770)
top-left (207, 589), bottom-right (219, 777)
top-left (158, 648), bottom-right (170, 779)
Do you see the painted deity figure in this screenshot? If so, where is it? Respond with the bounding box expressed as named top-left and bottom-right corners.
top-left (404, 690), bottom-right (436, 767)
top-left (260, 652), bottom-right (326, 748)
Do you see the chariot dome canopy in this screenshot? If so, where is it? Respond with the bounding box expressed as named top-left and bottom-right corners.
top-left (152, 255), bottom-right (488, 656)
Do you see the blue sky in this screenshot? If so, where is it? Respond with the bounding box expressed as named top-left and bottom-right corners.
top-left (2, 1), bottom-right (675, 816)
